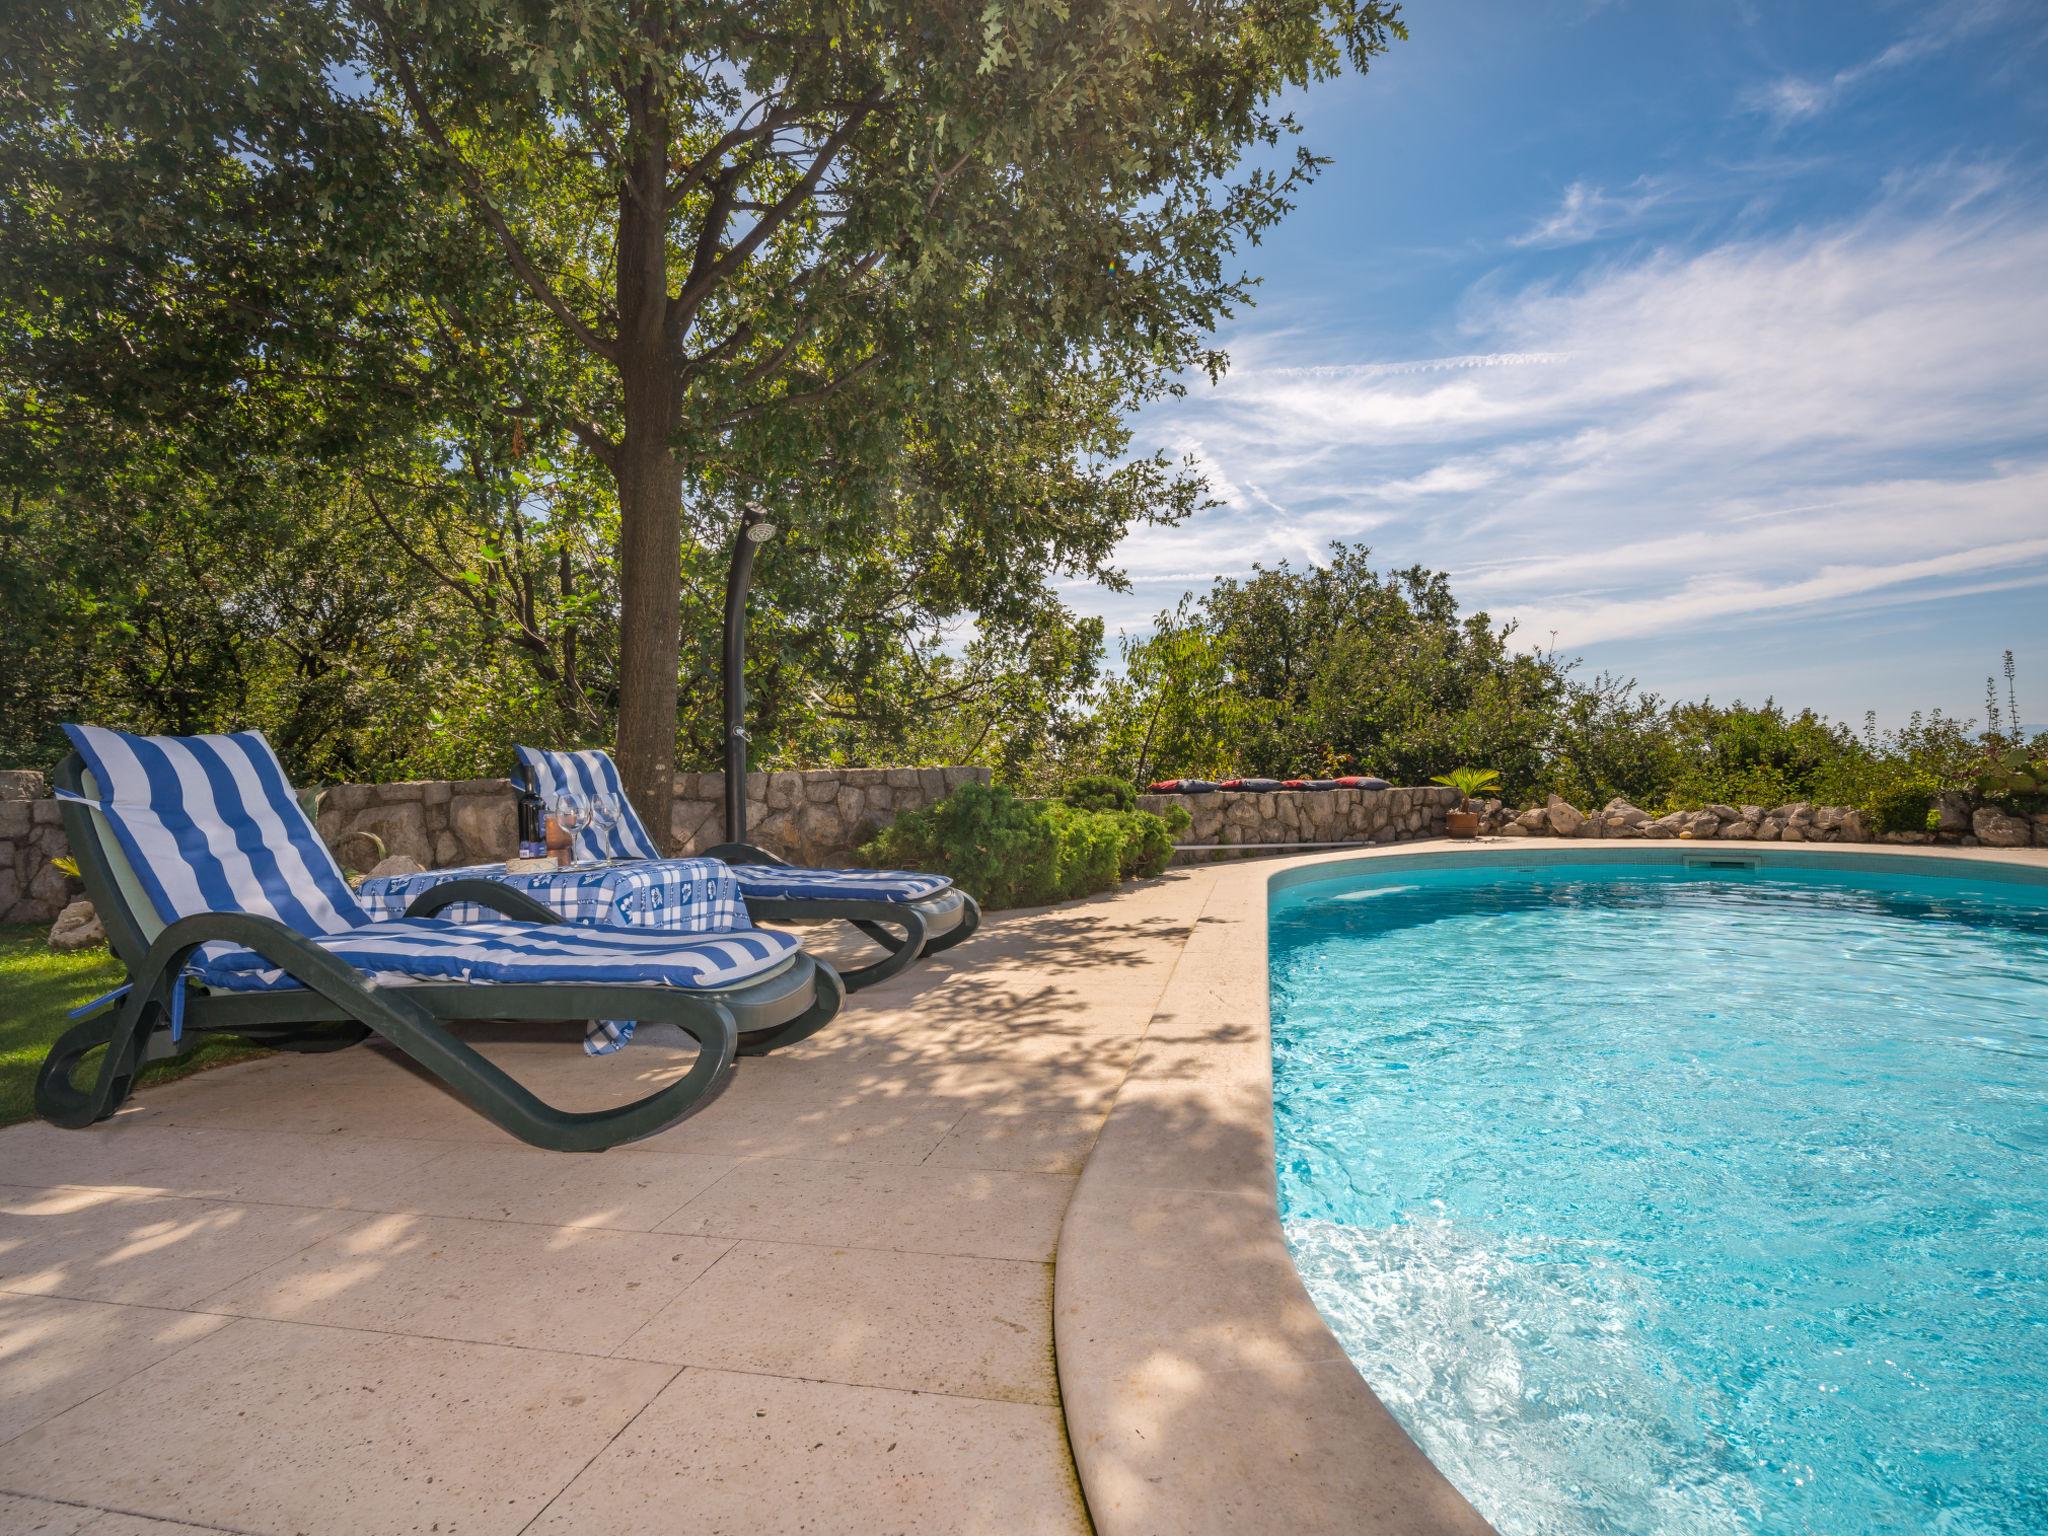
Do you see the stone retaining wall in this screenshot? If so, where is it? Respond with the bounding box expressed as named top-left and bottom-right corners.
top-left (1482, 792), bottom-right (2048, 848)
top-left (0, 771), bottom-right (79, 925)
top-left (314, 765), bottom-right (988, 874)
top-left (1138, 784), bottom-right (1462, 858)
top-left (0, 764), bottom-right (987, 925)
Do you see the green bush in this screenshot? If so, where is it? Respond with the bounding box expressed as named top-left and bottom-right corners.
top-left (859, 782), bottom-right (1187, 909)
top-left (1867, 778), bottom-right (1937, 836)
top-left (1060, 774), bottom-right (1139, 812)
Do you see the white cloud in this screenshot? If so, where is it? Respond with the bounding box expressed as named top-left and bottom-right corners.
top-left (1742, 0), bottom-right (2021, 124)
top-left (1511, 179), bottom-right (1667, 248)
top-left (1103, 188), bottom-right (2048, 662)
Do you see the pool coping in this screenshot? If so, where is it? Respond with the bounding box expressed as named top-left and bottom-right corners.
top-left (1052, 838), bottom-right (2048, 1536)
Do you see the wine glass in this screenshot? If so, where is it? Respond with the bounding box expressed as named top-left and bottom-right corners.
top-left (549, 790), bottom-right (591, 865)
top-left (588, 790), bottom-right (624, 858)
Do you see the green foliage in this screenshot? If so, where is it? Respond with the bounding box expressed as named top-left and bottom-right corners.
top-left (858, 782), bottom-right (1184, 909)
top-left (0, 0), bottom-right (1408, 819)
top-left (1430, 767), bottom-right (1500, 805)
top-left (1060, 774), bottom-right (1139, 812)
top-left (1867, 779), bottom-right (1938, 837)
top-left (0, 925), bottom-right (259, 1126)
top-left (1974, 745), bottom-right (2048, 808)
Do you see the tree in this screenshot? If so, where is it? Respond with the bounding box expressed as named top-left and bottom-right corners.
top-left (1, 0), bottom-right (1406, 837)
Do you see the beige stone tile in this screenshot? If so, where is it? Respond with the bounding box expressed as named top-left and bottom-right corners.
top-left (632, 1081), bottom-right (967, 1164)
top-left (922, 1098), bottom-right (1108, 1174)
top-left (619, 1240), bottom-right (1055, 1404)
top-left (0, 1317), bottom-right (675, 1536)
top-left (0, 1185), bottom-right (363, 1308)
top-left (339, 1143), bottom-right (735, 1230)
top-left (79, 1514), bottom-right (228, 1535)
top-left (524, 1366), bottom-right (1087, 1536)
top-left (0, 1492), bottom-right (99, 1535)
top-left (0, 1123), bottom-right (446, 1208)
top-left (661, 1160), bottom-right (1073, 1262)
top-left (1075, 1066), bottom-right (1276, 1194)
top-left (1054, 1185), bottom-right (1346, 1371)
top-left (0, 1294), bottom-right (229, 1446)
top-left (198, 1212), bottom-right (732, 1355)
top-left (1063, 1354), bottom-right (1493, 1536)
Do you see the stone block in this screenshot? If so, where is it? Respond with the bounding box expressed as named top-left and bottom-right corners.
top-left (0, 769), bottom-right (47, 801)
top-left (886, 768), bottom-right (920, 789)
top-left (433, 830), bottom-right (462, 866)
top-left (804, 775), bottom-right (839, 805)
top-left (448, 795), bottom-right (514, 864)
top-left (0, 802), bottom-right (32, 841)
top-left (321, 783), bottom-right (374, 814)
top-left (373, 781), bottom-right (426, 804)
top-left (32, 799), bottom-right (62, 824)
top-left (767, 771), bottom-right (803, 811)
top-left (368, 854), bottom-right (426, 879)
top-left (1972, 806), bottom-right (2032, 848)
top-left (454, 778), bottom-right (508, 796)
top-left (942, 766), bottom-right (981, 791)
top-left (917, 768), bottom-right (947, 800)
top-left (423, 782), bottom-right (453, 809)
top-left (1935, 792), bottom-right (1972, 837)
top-left (1544, 796), bottom-right (1585, 836)
top-left (48, 898), bottom-right (105, 951)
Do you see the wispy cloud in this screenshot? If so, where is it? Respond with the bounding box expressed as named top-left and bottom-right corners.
top-left (1105, 182), bottom-right (2048, 659)
top-left (1742, 0), bottom-right (2019, 124)
top-left (1511, 179), bottom-right (1668, 248)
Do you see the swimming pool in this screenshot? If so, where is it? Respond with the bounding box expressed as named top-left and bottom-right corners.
top-left (1269, 855), bottom-right (2048, 1536)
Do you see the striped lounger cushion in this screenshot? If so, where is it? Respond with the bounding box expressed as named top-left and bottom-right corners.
top-left (61, 724), bottom-right (796, 1006)
top-left (727, 866), bottom-right (953, 903)
top-left (514, 745), bottom-right (663, 863)
top-left (515, 744), bottom-right (952, 905)
top-left (186, 917), bottom-right (799, 993)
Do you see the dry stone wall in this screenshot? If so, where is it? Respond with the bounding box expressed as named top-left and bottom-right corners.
top-left (1479, 793), bottom-right (2048, 848)
top-left (0, 771), bottom-right (80, 925)
top-left (0, 764), bottom-right (986, 925)
top-left (1138, 785), bottom-right (1462, 858)
top-left (313, 765), bottom-right (990, 874)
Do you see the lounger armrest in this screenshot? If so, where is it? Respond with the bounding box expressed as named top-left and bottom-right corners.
top-left (403, 878), bottom-right (563, 925)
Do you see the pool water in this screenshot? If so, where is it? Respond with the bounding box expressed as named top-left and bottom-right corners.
top-left (1269, 861), bottom-right (2048, 1536)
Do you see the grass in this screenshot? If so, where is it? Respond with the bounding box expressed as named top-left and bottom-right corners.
top-left (0, 924), bottom-right (260, 1128)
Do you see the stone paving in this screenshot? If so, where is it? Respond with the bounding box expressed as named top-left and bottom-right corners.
top-left (0, 870), bottom-right (1218, 1536)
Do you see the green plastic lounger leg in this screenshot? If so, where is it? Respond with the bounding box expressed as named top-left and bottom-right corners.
top-left (35, 911), bottom-right (741, 1154)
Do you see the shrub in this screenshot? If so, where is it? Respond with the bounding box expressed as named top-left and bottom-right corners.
top-left (859, 782), bottom-right (1187, 909)
top-left (1060, 774), bottom-right (1139, 812)
top-left (1868, 778), bottom-right (1937, 836)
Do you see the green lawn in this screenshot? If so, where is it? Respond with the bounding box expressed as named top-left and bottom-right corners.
top-left (0, 924), bottom-right (259, 1127)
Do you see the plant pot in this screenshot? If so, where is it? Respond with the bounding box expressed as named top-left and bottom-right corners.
top-left (1445, 809), bottom-right (1480, 839)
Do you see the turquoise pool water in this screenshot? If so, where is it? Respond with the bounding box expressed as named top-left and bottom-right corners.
top-left (1269, 859), bottom-right (2048, 1536)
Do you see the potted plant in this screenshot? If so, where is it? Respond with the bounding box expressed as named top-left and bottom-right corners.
top-left (1431, 767), bottom-right (1500, 838)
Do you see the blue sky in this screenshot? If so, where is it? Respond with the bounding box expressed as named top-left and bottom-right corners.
top-left (1078, 0), bottom-right (2048, 728)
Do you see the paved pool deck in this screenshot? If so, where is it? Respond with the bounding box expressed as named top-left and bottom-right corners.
top-left (0, 869), bottom-right (1220, 1536)
top-left (4, 840), bottom-right (2044, 1536)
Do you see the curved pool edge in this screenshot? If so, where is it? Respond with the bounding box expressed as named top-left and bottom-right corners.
top-left (1051, 838), bottom-right (2048, 1536)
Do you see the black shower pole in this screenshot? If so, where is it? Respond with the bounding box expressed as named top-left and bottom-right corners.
top-left (721, 500), bottom-right (777, 845)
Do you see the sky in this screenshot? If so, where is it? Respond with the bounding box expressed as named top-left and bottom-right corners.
top-left (1073, 0), bottom-right (2048, 729)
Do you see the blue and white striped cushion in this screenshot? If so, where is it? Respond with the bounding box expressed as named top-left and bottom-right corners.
top-left (728, 865), bottom-right (953, 903)
top-left (62, 726), bottom-right (368, 933)
top-left (186, 916), bottom-right (800, 993)
top-left (513, 746), bottom-right (663, 863)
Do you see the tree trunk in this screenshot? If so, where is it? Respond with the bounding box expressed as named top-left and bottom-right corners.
top-left (610, 90), bottom-right (681, 850)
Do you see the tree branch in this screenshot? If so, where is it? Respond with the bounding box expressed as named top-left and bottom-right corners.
top-left (372, 13), bottom-right (622, 365)
top-left (665, 95), bottom-right (885, 336)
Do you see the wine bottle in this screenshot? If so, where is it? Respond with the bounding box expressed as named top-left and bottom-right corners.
top-left (517, 787), bottom-right (545, 859)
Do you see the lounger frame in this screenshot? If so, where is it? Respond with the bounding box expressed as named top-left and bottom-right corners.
top-left (701, 840), bottom-right (982, 990)
top-left (37, 753), bottom-right (844, 1152)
